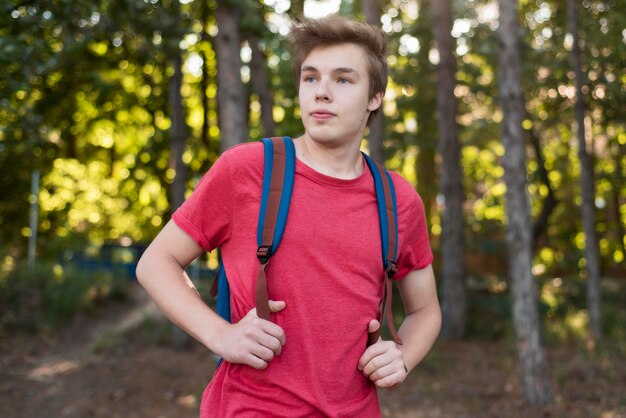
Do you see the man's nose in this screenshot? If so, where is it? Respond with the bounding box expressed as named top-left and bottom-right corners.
top-left (315, 80), bottom-right (332, 102)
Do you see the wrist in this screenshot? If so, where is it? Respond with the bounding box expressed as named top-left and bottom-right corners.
top-left (203, 314), bottom-right (230, 355)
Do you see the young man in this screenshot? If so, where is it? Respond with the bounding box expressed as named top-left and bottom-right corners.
top-left (136, 15), bottom-right (441, 417)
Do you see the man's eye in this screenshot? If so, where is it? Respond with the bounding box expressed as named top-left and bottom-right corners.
top-left (338, 78), bottom-right (351, 84)
top-left (303, 76), bottom-right (316, 83)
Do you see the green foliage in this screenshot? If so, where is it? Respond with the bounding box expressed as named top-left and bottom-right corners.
top-left (466, 285), bottom-right (512, 339)
top-left (1, 0), bottom-right (624, 327)
top-left (0, 259), bottom-right (128, 333)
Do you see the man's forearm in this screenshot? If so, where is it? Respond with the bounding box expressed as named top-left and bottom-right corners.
top-left (397, 302), bottom-right (442, 372)
top-left (136, 249), bottom-right (227, 353)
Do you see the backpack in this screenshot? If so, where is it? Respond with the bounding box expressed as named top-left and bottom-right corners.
top-left (210, 136), bottom-right (402, 346)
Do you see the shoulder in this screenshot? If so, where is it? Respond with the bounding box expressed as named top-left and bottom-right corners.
top-left (206, 141), bottom-right (265, 183)
top-left (387, 170), bottom-right (426, 217)
top-left (219, 141), bottom-right (264, 169)
top-left (388, 171), bottom-right (420, 202)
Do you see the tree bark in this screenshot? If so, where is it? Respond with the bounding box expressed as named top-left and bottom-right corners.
top-left (168, 2), bottom-right (190, 351)
top-left (498, 0), bottom-right (553, 404)
top-left (362, 0), bottom-right (385, 164)
top-left (249, 35), bottom-right (275, 138)
top-left (525, 113), bottom-right (558, 248)
top-left (567, 0), bottom-right (602, 343)
top-left (215, 2), bottom-right (248, 151)
top-left (433, 0), bottom-right (466, 339)
top-left (415, 1), bottom-right (438, 225)
top-left (168, 52), bottom-right (188, 211)
top-left (200, 0), bottom-right (212, 154)
top-left (611, 146), bottom-right (626, 256)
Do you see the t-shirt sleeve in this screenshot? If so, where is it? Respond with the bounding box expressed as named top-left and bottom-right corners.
top-left (393, 180), bottom-right (433, 280)
top-left (171, 154), bottom-right (233, 252)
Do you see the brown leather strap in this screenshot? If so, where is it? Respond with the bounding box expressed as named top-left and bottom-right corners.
top-left (367, 272), bottom-right (402, 346)
top-left (261, 138), bottom-right (287, 246)
top-left (367, 330), bottom-right (379, 346)
top-left (210, 272), bottom-right (219, 297)
top-left (383, 273), bottom-right (402, 344)
top-left (256, 137), bottom-right (287, 318)
top-left (255, 262), bottom-right (271, 320)
top-left (367, 160), bottom-right (402, 347)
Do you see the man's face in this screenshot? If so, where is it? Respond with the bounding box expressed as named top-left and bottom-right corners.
top-left (298, 43), bottom-right (382, 146)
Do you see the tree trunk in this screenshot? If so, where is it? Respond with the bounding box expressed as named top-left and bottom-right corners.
top-left (498, 0), bottom-right (553, 404)
top-left (200, 0), bottom-right (212, 155)
top-left (169, 52), bottom-right (188, 211)
top-left (168, 2), bottom-right (190, 351)
top-left (415, 2), bottom-right (438, 226)
top-left (362, 0), bottom-right (385, 164)
top-left (525, 112), bottom-right (558, 248)
top-left (567, 0), bottom-right (602, 343)
top-left (249, 35), bottom-right (275, 138)
top-left (215, 2), bottom-right (248, 151)
top-left (433, 0), bottom-right (466, 339)
top-left (611, 146), bottom-right (626, 256)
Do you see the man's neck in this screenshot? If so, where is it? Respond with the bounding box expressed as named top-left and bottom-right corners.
top-left (293, 134), bottom-right (364, 180)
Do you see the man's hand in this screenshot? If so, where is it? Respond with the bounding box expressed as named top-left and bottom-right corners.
top-left (214, 300), bottom-right (286, 370)
top-left (358, 319), bottom-right (407, 389)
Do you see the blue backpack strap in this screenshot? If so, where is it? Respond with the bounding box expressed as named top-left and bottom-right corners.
top-left (215, 254), bottom-right (231, 323)
top-left (362, 152), bottom-right (402, 346)
top-left (257, 137), bottom-right (296, 255)
top-left (211, 137), bottom-right (294, 325)
top-left (255, 137), bottom-right (295, 320)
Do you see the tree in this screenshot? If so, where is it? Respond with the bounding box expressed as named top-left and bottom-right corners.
top-left (362, 0), bottom-right (385, 163)
top-left (243, 1), bottom-right (275, 138)
top-left (249, 34), bottom-right (275, 137)
top-left (433, 0), bottom-right (466, 339)
top-left (215, 0), bottom-right (248, 150)
top-left (497, 0), bottom-right (552, 404)
top-left (567, 0), bottom-right (602, 342)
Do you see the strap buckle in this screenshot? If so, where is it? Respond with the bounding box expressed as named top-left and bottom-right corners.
top-left (257, 245), bottom-right (271, 264)
top-left (386, 260), bottom-right (397, 278)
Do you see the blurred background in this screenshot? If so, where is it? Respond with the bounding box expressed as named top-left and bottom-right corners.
top-left (1, 0), bottom-right (624, 417)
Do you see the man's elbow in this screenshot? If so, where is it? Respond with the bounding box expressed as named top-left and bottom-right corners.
top-left (135, 251), bottom-right (151, 287)
top-left (432, 303), bottom-right (443, 338)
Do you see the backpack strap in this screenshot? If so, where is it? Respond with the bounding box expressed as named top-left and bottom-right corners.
top-left (210, 137), bottom-right (294, 324)
top-left (362, 153), bottom-right (403, 346)
top-left (255, 137), bottom-right (296, 320)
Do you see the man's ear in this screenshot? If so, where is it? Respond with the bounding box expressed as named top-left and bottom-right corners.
top-left (367, 91), bottom-right (384, 112)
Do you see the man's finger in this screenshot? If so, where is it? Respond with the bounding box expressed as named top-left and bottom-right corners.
top-left (250, 343), bottom-right (276, 362)
top-left (367, 319), bottom-right (380, 334)
top-left (256, 331), bottom-right (284, 355)
top-left (367, 361), bottom-right (396, 382)
top-left (268, 300), bottom-right (286, 313)
top-left (259, 320), bottom-right (287, 346)
top-left (247, 300), bottom-right (286, 317)
top-left (374, 370), bottom-right (404, 388)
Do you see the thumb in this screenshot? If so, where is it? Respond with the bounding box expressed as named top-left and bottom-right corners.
top-left (368, 319), bottom-right (381, 334)
top-left (268, 300), bottom-right (286, 313)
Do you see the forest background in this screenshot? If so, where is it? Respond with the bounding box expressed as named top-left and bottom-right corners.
top-left (1, 0), bottom-right (625, 417)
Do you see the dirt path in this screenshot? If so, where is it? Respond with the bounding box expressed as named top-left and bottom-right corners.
top-left (1, 284), bottom-right (214, 418)
top-left (2, 283), bottom-right (625, 417)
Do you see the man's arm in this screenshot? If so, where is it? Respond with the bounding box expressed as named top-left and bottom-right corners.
top-left (358, 264), bottom-right (441, 388)
top-left (136, 220), bottom-right (286, 369)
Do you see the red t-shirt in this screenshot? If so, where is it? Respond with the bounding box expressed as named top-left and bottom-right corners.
top-left (173, 141), bottom-right (433, 417)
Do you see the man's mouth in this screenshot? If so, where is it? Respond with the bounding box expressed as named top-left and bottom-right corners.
top-left (311, 110), bottom-right (336, 120)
